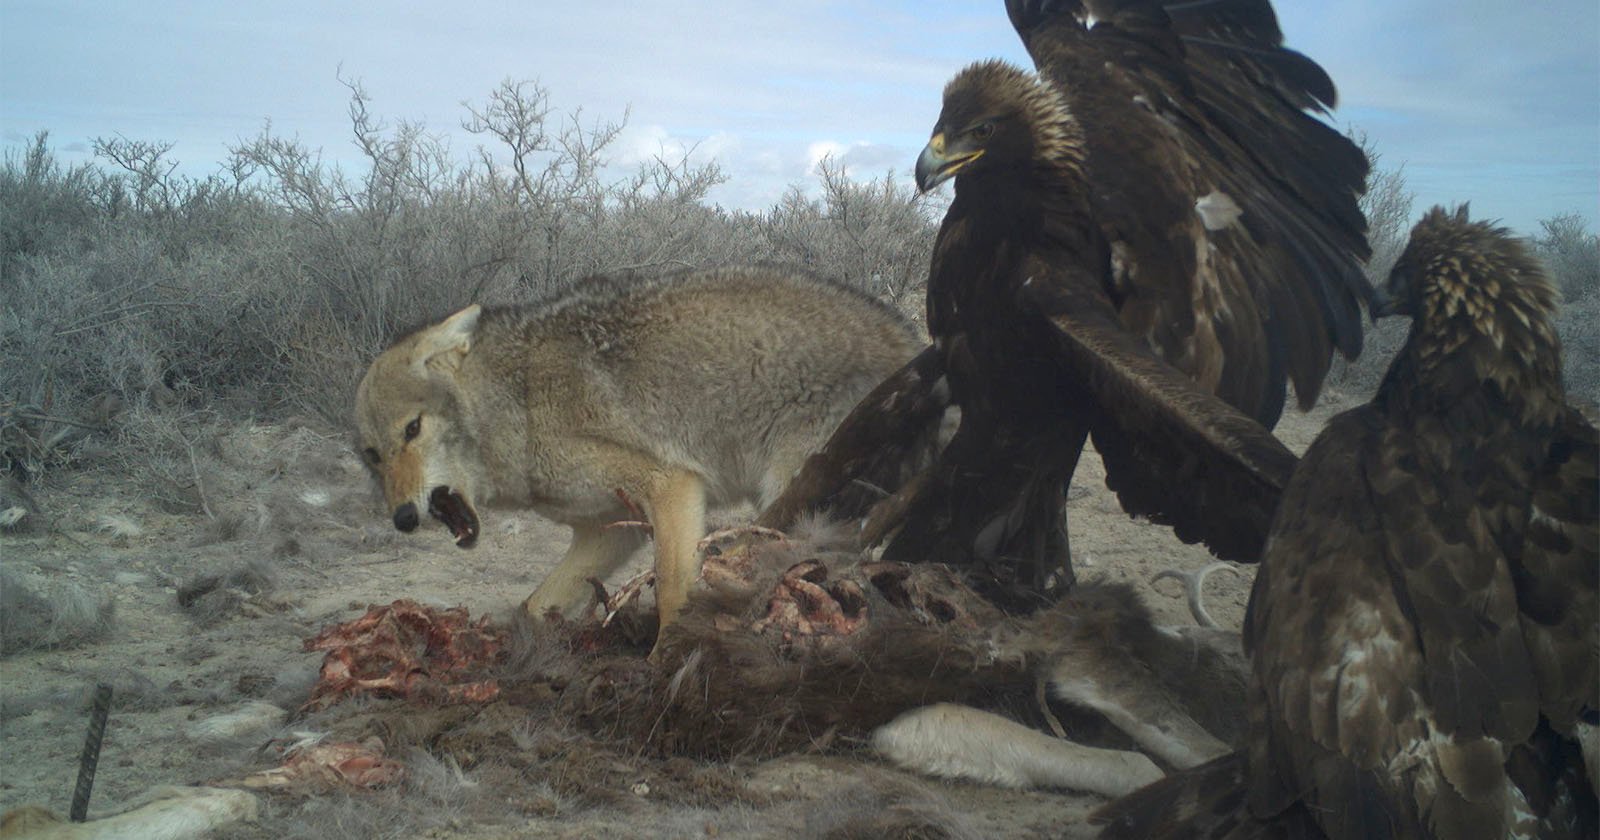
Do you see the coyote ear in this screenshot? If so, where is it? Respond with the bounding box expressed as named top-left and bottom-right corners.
top-left (414, 304), bottom-right (481, 374)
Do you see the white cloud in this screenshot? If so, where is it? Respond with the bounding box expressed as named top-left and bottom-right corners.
top-left (805, 140), bottom-right (849, 171)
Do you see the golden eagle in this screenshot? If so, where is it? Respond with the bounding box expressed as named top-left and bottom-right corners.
top-left (762, 0), bottom-right (1371, 604)
top-left (1096, 206), bottom-right (1599, 838)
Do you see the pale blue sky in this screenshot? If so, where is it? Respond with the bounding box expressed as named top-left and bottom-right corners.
top-left (3, 1), bottom-right (1596, 234)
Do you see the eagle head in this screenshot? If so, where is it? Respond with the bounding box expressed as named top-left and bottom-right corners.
top-left (1376, 204), bottom-right (1564, 413)
top-left (915, 60), bottom-right (1084, 193)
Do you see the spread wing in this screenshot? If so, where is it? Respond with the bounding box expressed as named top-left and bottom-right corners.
top-left (1021, 271), bottom-right (1296, 563)
top-left (1008, 0), bottom-right (1371, 426)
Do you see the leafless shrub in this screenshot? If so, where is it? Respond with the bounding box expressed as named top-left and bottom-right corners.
top-left (1556, 290), bottom-right (1600, 405)
top-left (1535, 213), bottom-right (1600, 303)
top-left (1530, 213), bottom-right (1600, 404)
top-left (105, 405), bottom-right (234, 514)
top-left (1, 134), bottom-right (283, 484)
top-left (0, 132), bottom-right (125, 278)
top-left (761, 155), bottom-right (941, 317)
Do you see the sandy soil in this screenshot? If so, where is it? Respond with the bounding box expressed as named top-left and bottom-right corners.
top-left (0, 391), bottom-right (1354, 839)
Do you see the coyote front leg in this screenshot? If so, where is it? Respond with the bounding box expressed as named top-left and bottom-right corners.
top-left (640, 467), bottom-right (707, 646)
top-left (523, 525), bottom-right (648, 620)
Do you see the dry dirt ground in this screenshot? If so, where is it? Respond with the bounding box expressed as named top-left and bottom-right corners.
top-left (0, 391), bottom-right (1354, 839)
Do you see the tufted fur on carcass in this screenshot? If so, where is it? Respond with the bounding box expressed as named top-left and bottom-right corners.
top-left (558, 520), bottom-right (1247, 796)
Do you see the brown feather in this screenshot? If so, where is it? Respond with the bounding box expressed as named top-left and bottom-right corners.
top-left (1008, 0), bottom-right (1372, 417)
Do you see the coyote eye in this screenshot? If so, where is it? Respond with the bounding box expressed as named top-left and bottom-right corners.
top-left (404, 416), bottom-right (421, 442)
top-left (363, 447), bottom-right (381, 466)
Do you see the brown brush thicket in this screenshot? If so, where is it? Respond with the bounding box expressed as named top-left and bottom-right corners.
top-left (0, 78), bottom-right (942, 488)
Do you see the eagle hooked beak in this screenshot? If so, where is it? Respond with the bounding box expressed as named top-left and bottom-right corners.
top-left (1370, 287), bottom-right (1400, 320)
top-left (916, 132), bottom-right (984, 192)
top-left (1370, 271), bottom-right (1414, 320)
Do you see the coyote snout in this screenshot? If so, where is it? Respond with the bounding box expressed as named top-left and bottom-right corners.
top-left (355, 266), bottom-right (924, 652)
top-left (392, 502), bottom-right (419, 532)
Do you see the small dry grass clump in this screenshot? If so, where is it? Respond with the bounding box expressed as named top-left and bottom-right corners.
top-left (0, 474), bottom-right (40, 532)
top-left (176, 559), bottom-right (279, 627)
top-left (0, 567), bottom-right (115, 655)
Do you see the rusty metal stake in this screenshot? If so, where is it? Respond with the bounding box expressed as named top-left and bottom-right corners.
top-left (69, 683), bottom-right (114, 822)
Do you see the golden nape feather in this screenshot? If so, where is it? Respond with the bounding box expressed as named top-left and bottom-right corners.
top-left (1379, 205), bottom-right (1566, 424)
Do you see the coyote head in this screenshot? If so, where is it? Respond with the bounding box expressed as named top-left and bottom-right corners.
top-left (355, 305), bottom-right (486, 548)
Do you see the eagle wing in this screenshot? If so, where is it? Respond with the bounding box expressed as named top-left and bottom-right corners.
top-left (1020, 267), bottom-right (1296, 563)
top-left (1007, 0), bottom-right (1371, 426)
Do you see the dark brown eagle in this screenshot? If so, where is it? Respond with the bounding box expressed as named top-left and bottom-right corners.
top-left (763, 0), bottom-right (1371, 604)
top-left (1096, 206), bottom-right (1599, 839)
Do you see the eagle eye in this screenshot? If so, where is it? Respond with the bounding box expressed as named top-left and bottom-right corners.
top-left (969, 122), bottom-right (995, 141)
top-left (404, 416), bottom-right (421, 442)
top-left (363, 447), bottom-right (381, 466)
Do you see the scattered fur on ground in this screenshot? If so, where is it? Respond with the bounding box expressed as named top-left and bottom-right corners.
top-left (1, 414), bottom-right (1260, 838)
top-left (1, 475), bottom-right (40, 532)
top-left (247, 530), bottom-right (1241, 840)
top-left (0, 569), bottom-right (115, 656)
top-left (185, 701), bottom-right (288, 744)
top-left (90, 514), bottom-right (143, 540)
top-left (176, 559), bottom-right (278, 627)
top-left (0, 388), bottom-right (1326, 839)
top-left (803, 773), bottom-right (983, 840)
top-left (190, 514), bottom-right (247, 547)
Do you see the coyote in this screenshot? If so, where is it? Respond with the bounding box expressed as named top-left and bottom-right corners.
top-left (354, 266), bottom-right (923, 649)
